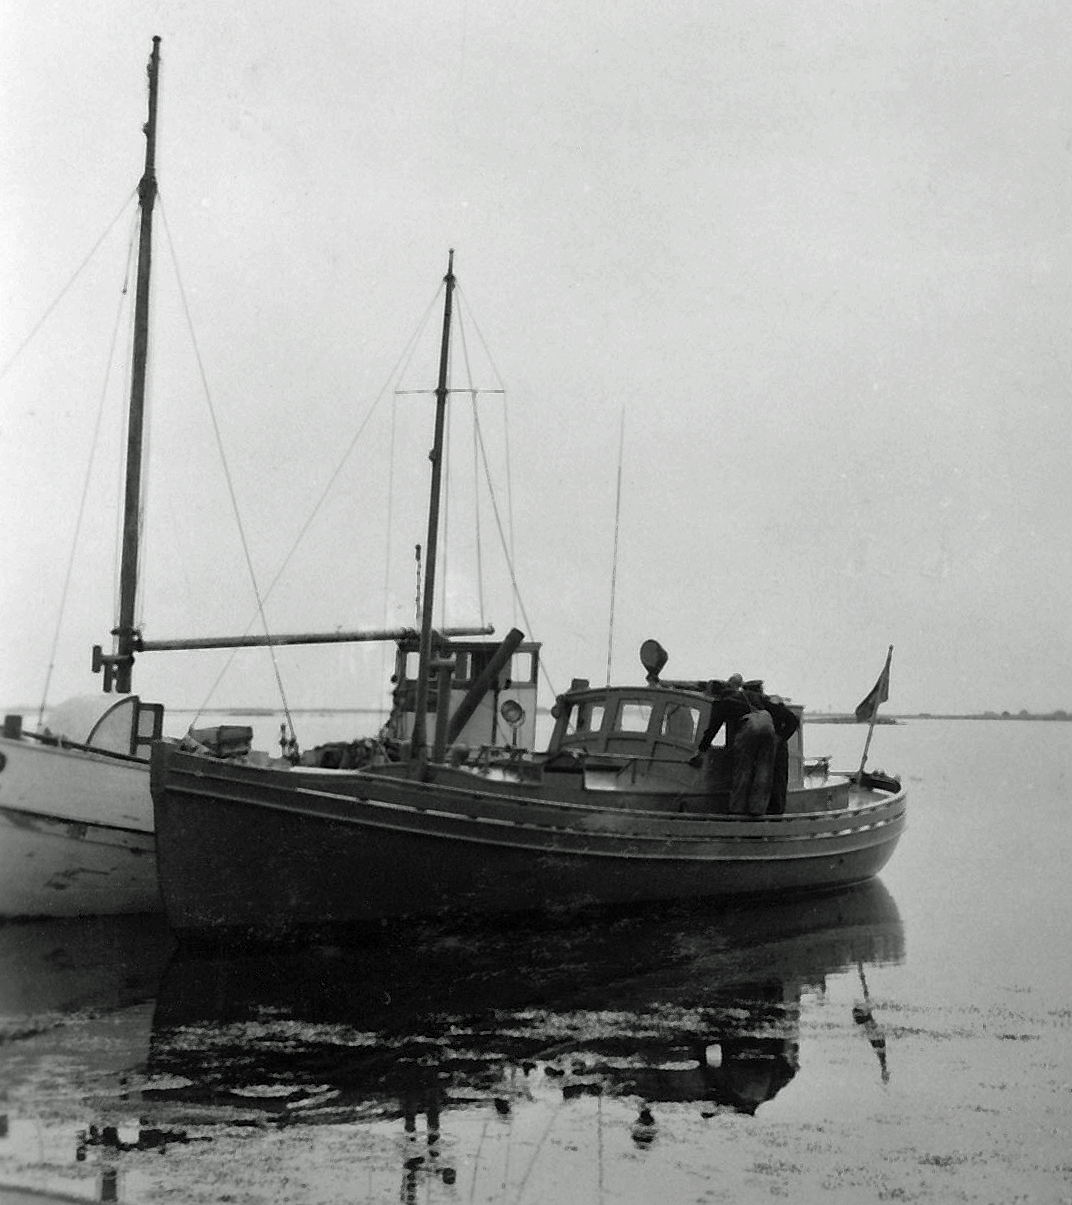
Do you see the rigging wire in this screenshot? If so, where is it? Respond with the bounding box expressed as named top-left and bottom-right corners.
top-left (258, 286), bottom-right (439, 600)
top-left (467, 1115), bottom-right (491, 1203)
top-left (36, 214), bottom-right (140, 723)
top-left (454, 307), bottom-right (487, 626)
top-left (606, 410), bottom-right (625, 686)
top-left (456, 290), bottom-right (517, 625)
top-left (187, 280), bottom-right (443, 727)
top-left (0, 191), bottom-right (138, 387)
top-left (596, 1090), bottom-right (605, 1205)
top-left (503, 384), bottom-right (517, 630)
top-left (158, 196), bottom-right (298, 742)
top-left (471, 384), bottom-right (486, 626)
top-left (510, 1099), bottom-right (567, 1205)
top-left (468, 382), bottom-right (557, 700)
top-left (453, 285), bottom-right (558, 699)
top-left (378, 389), bottom-right (400, 709)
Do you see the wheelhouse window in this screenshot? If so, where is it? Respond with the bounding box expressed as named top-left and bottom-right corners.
top-left (564, 701), bottom-right (606, 737)
top-left (660, 703), bottom-right (699, 743)
top-left (401, 646), bottom-right (538, 687)
top-left (615, 702), bottom-right (653, 734)
top-left (510, 650), bottom-right (536, 685)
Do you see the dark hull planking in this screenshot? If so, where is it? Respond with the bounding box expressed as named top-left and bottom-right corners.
top-left (151, 744), bottom-right (906, 944)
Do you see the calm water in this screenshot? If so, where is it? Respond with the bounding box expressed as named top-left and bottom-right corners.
top-left (1, 720), bottom-right (1069, 1204)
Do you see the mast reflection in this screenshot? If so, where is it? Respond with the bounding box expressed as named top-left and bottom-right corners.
top-left (145, 881), bottom-right (903, 1135)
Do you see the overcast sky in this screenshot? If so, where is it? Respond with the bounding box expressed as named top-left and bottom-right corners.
top-left (2, 0), bottom-right (1070, 721)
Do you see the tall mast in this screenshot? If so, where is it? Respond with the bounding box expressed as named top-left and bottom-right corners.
top-left (410, 250), bottom-right (456, 758)
top-left (99, 36), bottom-right (160, 694)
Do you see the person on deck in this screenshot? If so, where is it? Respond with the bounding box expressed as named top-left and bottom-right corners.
top-left (767, 697), bottom-right (800, 815)
top-left (689, 674), bottom-right (777, 814)
top-left (744, 681), bottom-right (800, 815)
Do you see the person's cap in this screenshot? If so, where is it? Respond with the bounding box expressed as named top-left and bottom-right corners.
top-left (727, 673), bottom-right (744, 689)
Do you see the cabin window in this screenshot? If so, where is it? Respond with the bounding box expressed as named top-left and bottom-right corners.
top-left (470, 649), bottom-right (495, 681)
top-left (584, 703), bottom-right (606, 734)
top-left (403, 649), bottom-right (459, 682)
top-left (511, 650), bottom-right (536, 684)
top-left (565, 701), bottom-right (605, 736)
top-left (615, 702), bottom-right (653, 734)
top-left (660, 703), bottom-right (699, 743)
top-left (137, 702), bottom-right (164, 742)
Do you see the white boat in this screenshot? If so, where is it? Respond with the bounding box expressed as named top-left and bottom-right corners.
top-left (0, 699), bottom-right (163, 917)
top-left (0, 41), bottom-right (168, 918)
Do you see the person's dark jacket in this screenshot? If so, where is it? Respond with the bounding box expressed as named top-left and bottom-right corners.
top-left (694, 691), bottom-right (798, 757)
top-left (761, 695), bottom-right (799, 742)
top-left (694, 694), bottom-right (751, 754)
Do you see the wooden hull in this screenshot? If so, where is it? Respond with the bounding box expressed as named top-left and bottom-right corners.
top-left (0, 735), bottom-right (158, 917)
top-left (151, 744), bottom-right (906, 942)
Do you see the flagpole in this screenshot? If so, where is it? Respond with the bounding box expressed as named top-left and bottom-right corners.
top-left (856, 717), bottom-right (879, 781)
top-left (856, 644), bottom-right (893, 782)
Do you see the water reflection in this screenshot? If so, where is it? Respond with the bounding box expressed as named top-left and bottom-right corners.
top-left (0, 913), bottom-right (173, 1039)
top-left (147, 882), bottom-right (903, 1125)
top-left (0, 885), bottom-right (903, 1201)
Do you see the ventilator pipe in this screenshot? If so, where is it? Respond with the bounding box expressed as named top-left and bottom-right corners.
top-left (444, 628), bottom-right (526, 749)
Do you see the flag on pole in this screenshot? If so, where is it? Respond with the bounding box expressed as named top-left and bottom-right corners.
top-left (855, 646), bottom-right (893, 723)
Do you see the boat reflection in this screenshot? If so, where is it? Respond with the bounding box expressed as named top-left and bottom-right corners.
top-left (145, 881), bottom-right (903, 1133)
top-left (0, 912), bottom-right (173, 1039)
top-left (0, 914), bottom-right (174, 1205)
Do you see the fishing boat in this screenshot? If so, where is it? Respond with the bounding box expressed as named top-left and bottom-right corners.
top-left (149, 253), bottom-right (907, 944)
top-left (0, 43), bottom-right (487, 919)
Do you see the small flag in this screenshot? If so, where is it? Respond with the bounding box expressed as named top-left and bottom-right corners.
top-left (855, 646), bottom-right (893, 723)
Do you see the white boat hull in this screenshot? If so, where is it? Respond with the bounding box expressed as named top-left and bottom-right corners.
top-left (0, 735), bottom-right (157, 917)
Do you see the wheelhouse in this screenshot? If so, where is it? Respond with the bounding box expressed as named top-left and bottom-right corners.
top-left (386, 636), bottom-right (541, 751)
top-left (550, 684), bottom-right (707, 756)
top-left (548, 678), bottom-right (805, 792)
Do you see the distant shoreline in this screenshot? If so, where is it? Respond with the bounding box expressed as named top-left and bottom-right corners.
top-left (4, 705), bottom-right (1069, 724)
top-left (807, 713), bottom-right (1072, 723)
